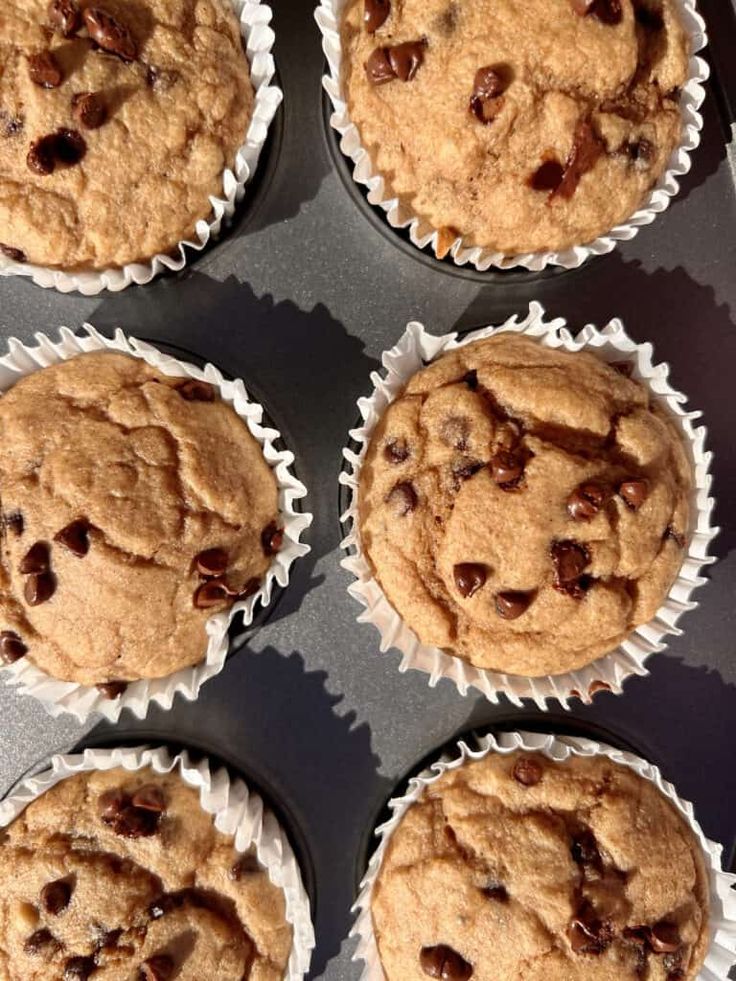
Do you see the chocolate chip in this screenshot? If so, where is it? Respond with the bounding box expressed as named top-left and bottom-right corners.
top-left (388, 41), bottom-right (425, 81)
top-left (529, 159), bottom-right (564, 192)
top-left (554, 120), bottom-right (605, 200)
top-left (48, 0), bottom-right (82, 36)
top-left (131, 785), bottom-right (166, 814)
top-left (452, 458), bottom-right (483, 484)
top-left (440, 416), bottom-right (470, 451)
top-left (27, 135), bottom-right (57, 175)
top-left (109, 803), bottom-right (161, 838)
top-left (462, 370), bottom-right (478, 390)
top-left (650, 922), bottom-right (681, 954)
top-left (27, 51), bottom-right (63, 88)
top-left (365, 47), bottom-right (395, 84)
top-left (419, 944), bottom-right (473, 980)
top-left (0, 244), bottom-right (27, 263)
top-left (384, 438), bottom-right (410, 463)
top-left (230, 852), bottom-right (261, 880)
top-left (20, 542), bottom-right (50, 575)
top-left (4, 511), bottom-right (24, 536)
top-left (0, 631), bottom-right (27, 665)
top-left (55, 519), bottom-right (90, 556)
top-left (99, 789), bottom-right (127, 821)
top-left (387, 481), bottom-right (418, 516)
top-left (64, 956), bottom-right (96, 980)
top-left (41, 879), bottom-right (72, 915)
top-left (453, 563), bottom-right (486, 599)
top-left (54, 128), bottom-right (86, 165)
top-left (567, 482), bottom-right (607, 520)
top-left (512, 756), bottom-right (543, 786)
top-left (571, 829), bottom-right (603, 873)
top-left (96, 681), bottom-right (127, 699)
top-left (177, 379), bottom-right (216, 402)
top-left (469, 65), bottom-right (508, 124)
top-left (72, 92), bottom-right (107, 130)
top-left (551, 540), bottom-right (591, 598)
top-left (664, 525), bottom-right (685, 548)
top-left (193, 579), bottom-right (230, 608)
top-left (495, 590), bottom-right (534, 620)
top-left (195, 547), bottom-right (228, 578)
top-left (569, 901), bottom-right (614, 955)
top-left (83, 7), bottom-right (137, 61)
top-left (25, 571), bottom-right (56, 606)
top-left (481, 882), bottom-right (508, 902)
top-left (24, 928), bottom-right (61, 956)
top-left (618, 478), bottom-right (649, 511)
top-left (140, 955), bottom-right (174, 981)
top-left (261, 521), bottom-right (284, 556)
top-left (489, 449), bottom-right (525, 488)
top-left (364, 0), bottom-right (390, 32)
top-left (93, 926), bottom-right (122, 951)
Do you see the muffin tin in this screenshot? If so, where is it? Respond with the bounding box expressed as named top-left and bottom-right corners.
top-left (0, 0), bottom-right (735, 977)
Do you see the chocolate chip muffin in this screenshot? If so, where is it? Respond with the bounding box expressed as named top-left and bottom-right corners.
top-left (358, 334), bottom-right (692, 677)
top-left (0, 351), bottom-right (282, 694)
top-left (340, 0), bottom-right (690, 255)
top-left (0, 0), bottom-right (253, 270)
top-left (0, 766), bottom-right (292, 979)
top-left (372, 749), bottom-right (710, 980)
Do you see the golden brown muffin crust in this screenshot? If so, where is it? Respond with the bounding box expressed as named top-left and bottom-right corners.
top-left (358, 334), bottom-right (693, 677)
top-left (372, 751), bottom-right (710, 981)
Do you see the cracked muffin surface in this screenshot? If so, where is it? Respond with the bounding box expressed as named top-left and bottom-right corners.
top-left (358, 333), bottom-right (693, 678)
top-left (0, 351), bottom-right (280, 689)
top-left (0, 767), bottom-right (292, 980)
top-left (372, 750), bottom-right (710, 981)
top-left (340, 0), bottom-right (690, 255)
top-left (0, 0), bottom-right (252, 270)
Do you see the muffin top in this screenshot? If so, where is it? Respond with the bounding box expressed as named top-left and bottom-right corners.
top-left (340, 0), bottom-right (690, 255)
top-left (0, 351), bottom-right (280, 691)
top-left (358, 334), bottom-right (692, 678)
top-left (372, 749), bottom-right (710, 981)
top-left (0, 0), bottom-right (253, 270)
top-left (0, 766), bottom-right (292, 980)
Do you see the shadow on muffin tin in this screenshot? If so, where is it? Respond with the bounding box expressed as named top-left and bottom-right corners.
top-left (320, 91), bottom-right (589, 287)
top-left (352, 715), bottom-right (652, 897)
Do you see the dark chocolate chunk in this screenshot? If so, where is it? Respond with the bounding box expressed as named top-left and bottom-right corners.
top-left (20, 542), bottom-right (50, 575)
top-left (419, 944), bottom-right (473, 980)
top-left (387, 481), bottom-right (418, 516)
top-left (55, 519), bottom-right (90, 557)
top-left (195, 547), bottom-right (228, 578)
top-left (140, 955), bottom-right (175, 981)
top-left (0, 630), bottom-right (27, 664)
top-left (453, 563), bottom-right (486, 599)
top-left (495, 590), bottom-right (534, 620)
top-left (618, 478), bottom-right (649, 511)
top-left (384, 438), bottom-right (410, 463)
top-left (529, 159), bottom-right (564, 192)
top-left (261, 521), bottom-right (284, 556)
top-left (41, 879), bottom-right (72, 915)
top-left (567, 482), bottom-right (607, 521)
top-left (83, 7), bottom-right (137, 61)
top-left (387, 41), bottom-right (425, 82)
top-left (25, 571), bottom-right (56, 606)
top-left (513, 756), bottom-right (543, 787)
top-left (28, 51), bottom-right (63, 88)
top-left (364, 0), bottom-right (391, 33)
top-left (72, 92), bottom-right (108, 130)
top-left (48, 0), bottom-right (82, 36)
top-left (96, 681), bottom-right (128, 699)
top-left (177, 379), bottom-right (216, 402)
top-left (0, 244), bottom-right (27, 263)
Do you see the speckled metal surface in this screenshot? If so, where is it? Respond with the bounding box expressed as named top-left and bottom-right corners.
top-left (0, 1), bottom-right (735, 977)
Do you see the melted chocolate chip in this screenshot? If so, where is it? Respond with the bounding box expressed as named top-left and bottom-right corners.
top-left (618, 478), bottom-right (649, 511)
top-left (649, 922), bottom-right (681, 954)
top-left (64, 956), bottom-right (96, 980)
top-left (528, 159), bottom-right (564, 192)
top-left (55, 128), bottom-right (86, 165)
top-left (420, 944), bottom-right (473, 980)
top-left (132, 785), bottom-right (166, 814)
top-left (569, 901), bottom-right (614, 954)
top-left (28, 51), bottom-right (63, 88)
top-left (25, 572), bottom-right (56, 606)
top-left (513, 756), bottom-right (543, 787)
top-left (48, 0), bottom-right (82, 36)
top-left (567, 482), bottom-right (607, 520)
top-left (140, 954), bottom-right (175, 981)
top-left (27, 135), bottom-right (58, 175)
top-left (177, 379), bottom-right (216, 402)
top-left (0, 631), bottom-right (27, 665)
top-left (489, 449), bottom-right (525, 488)
top-left (97, 681), bottom-right (128, 699)
top-left (384, 437), bottom-right (410, 463)
top-left (495, 590), bottom-right (534, 620)
top-left (262, 521), bottom-right (284, 556)
top-left (551, 540), bottom-right (591, 598)
top-left (365, 46), bottom-right (395, 84)
top-left (469, 65), bottom-right (508, 124)
top-left (193, 579), bottom-right (231, 609)
top-left (55, 519), bottom-right (90, 556)
top-left (387, 41), bottom-right (425, 81)
top-left (0, 244), bottom-right (27, 263)
top-left (24, 928), bottom-right (61, 956)
top-left (453, 563), bottom-right (486, 599)
top-left (83, 7), bottom-right (137, 61)
top-left (364, 0), bottom-right (391, 33)
top-left (72, 92), bottom-right (107, 130)
top-left (195, 547), bottom-right (228, 577)
top-left (20, 542), bottom-right (50, 575)
top-left (230, 852), bottom-right (261, 880)
top-left (387, 481), bottom-right (418, 516)
top-left (462, 370), bottom-right (478, 390)
top-left (554, 120), bottom-right (605, 200)
top-left (41, 879), bottom-right (72, 915)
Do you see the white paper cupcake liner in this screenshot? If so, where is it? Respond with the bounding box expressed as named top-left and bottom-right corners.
top-left (0, 325), bottom-right (312, 722)
top-left (0, 744), bottom-right (315, 978)
top-left (339, 302), bottom-right (716, 709)
top-left (316, 0), bottom-right (709, 272)
top-left (352, 729), bottom-right (736, 981)
top-left (0, 0), bottom-right (282, 295)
